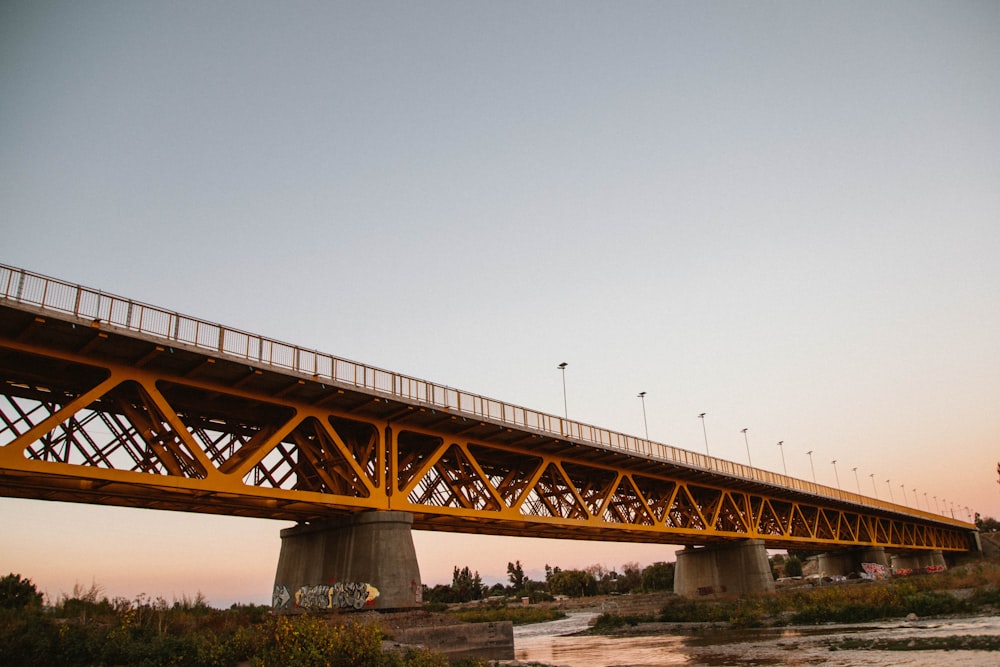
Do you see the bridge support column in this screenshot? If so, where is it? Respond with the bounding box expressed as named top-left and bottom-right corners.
top-left (272, 510), bottom-right (422, 612)
top-left (674, 539), bottom-right (774, 598)
top-left (891, 551), bottom-right (947, 572)
top-left (818, 547), bottom-right (889, 578)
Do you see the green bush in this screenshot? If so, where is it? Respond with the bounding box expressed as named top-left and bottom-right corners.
top-left (588, 612), bottom-right (654, 633)
top-left (254, 616), bottom-right (389, 667)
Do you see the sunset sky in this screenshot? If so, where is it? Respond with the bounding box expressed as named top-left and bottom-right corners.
top-left (2, 2), bottom-right (998, 607)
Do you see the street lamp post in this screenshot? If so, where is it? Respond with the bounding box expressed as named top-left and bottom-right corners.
top-left (805, 450), bottom-right (816, 483)
top-left (869, 473), bottom-right (878, 499)
top-left (777, 441), bottom-right (787, 475)
top-left (557, 362), bottom-right (568, 419)
top-left (853, 467), bottom-right (861, 494)
top-left (831, 460), bottom-right (840, 489)
top-left (886, 479), bottom-right (894, 503)
top-left (638, 391), bottom-right (649, 440)
top-left (901, 484), bottom-right (908, 506)
top-left (698, 413), bottom-right (710, 456)
top-left (741, 428), bottom-right (752, 466)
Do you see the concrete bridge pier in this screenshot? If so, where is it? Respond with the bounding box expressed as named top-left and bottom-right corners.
top-left (674, 539), bottom-right (774, 598)
top-left (891, 550), bottom-right (947, 572)
top-left (272, 510), bottom-right (422, 611)
top-left (817, 547), bottom-right (889, 578)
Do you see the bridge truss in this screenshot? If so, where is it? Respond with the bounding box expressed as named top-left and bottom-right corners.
top-left (0, 267), bottom-right (975, 554)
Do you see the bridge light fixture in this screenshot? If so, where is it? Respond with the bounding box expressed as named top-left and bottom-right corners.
top-left (777, 441), bottom-right (787, 476)
top-left (698, 413), bottom-right (710, 456)
top-left (638, 392), bottom-right (649, 440)
top-left (886, 479), bottom-right (894, 503)
top-left (741, 428), bottom-right (751, 466)
top-left (853, 467), bottom-right (861, 494)
top-left (831, 460), bottom-right (840, 490)
top-left (901, 484), bottom-right (908, 505)
top-left (805, 450), bottom-right (816, 483)
top-left (557, 362), bottom-right (568, 419)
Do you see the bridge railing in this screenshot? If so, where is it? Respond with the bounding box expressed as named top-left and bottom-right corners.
top-left (0, 264), bottom-right (968, 525)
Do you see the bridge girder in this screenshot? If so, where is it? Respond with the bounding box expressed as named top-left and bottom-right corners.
top-left (0, 304), bottom-right (974, 553)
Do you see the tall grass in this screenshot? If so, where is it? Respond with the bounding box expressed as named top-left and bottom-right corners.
top-left (0, 590), bottom-right (476, 667)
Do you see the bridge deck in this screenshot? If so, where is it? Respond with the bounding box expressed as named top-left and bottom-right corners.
top-left (0, 264), bottom-right (975, 552)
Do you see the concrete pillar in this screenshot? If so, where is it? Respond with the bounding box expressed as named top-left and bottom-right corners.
top-left (272, 510), bottom-right (422, 612)
top-left (818, 547), bottom-right (888, 578)
top-left (674, 539), bottom-right (774, 598)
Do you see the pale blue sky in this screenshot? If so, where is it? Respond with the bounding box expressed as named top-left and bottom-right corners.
top-left (2, 1), bottom-right (998, 606)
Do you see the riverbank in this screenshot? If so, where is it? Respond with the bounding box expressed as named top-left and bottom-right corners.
top-left (504, 558), bottom-right (1000, 665)
top-left (513, 613), bottom-right (1000, 667)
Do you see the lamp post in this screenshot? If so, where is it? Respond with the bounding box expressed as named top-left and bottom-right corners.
top-left (853, 467), bottom-right (861, 494)
top-left (886, 479), bottom-right (894, 503)
top-left (557, 362), bottom-right (568, 419)
top-left (869, 473), bottom-right (878, 499)
top-left (831, 460), bottom-right (841, 490)
top-left (698, 413), bottom-right (710, 456)
top-left (934, 495), bottom-right (941, 513)
top-left (741, 428), bottom-right (752, 466)
top-left (777, 441), bottom-right (787, 475)
top-left (901, 484), bottom-right (908, 506)
top-left (805, 450), bottom-right (816, 483)
top-left (638, 391), bottom-right (649, 440)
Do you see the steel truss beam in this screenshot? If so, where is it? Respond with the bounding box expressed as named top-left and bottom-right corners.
top-left (0, 314), bottom-right (975, 553)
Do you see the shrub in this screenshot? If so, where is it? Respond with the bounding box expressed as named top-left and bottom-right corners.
top-left (254, 616), bottom-right (391, 667)
top-left (783, 557), bottom-right (803, 578)
top-left (0, 574), bottom-right (42, 610)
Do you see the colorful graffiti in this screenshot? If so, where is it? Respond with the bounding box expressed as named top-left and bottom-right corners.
top-left (861, 562), bottom-right (889, 580)
top-left (272, 582), bottom-right (380, 611)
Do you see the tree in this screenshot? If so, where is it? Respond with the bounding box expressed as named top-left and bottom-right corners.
top-left (449, 566), bottom-right (484, 602)
top-left (0, 573), bottom-right (42, 610)
top-left (618, 561), bottom-right (642, 594)
top-left (547, 569), bottom-right (596, 597)
top-left (506, 560), bottom-right (526, 591)
top-left (640, 562), bottom-right (674, 591)
top-left (784, 556), bottom-right (803, 578)
top-left (976, 515), bottom-right (1000, 532)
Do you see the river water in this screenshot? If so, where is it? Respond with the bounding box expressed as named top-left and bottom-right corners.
top-left (513, 612), bottom-right (1000, 666)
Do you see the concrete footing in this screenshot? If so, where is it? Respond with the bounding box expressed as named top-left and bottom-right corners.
top-left (674, 539), bottom-right (774, 598)
top-left (391, 622), bottom-right (514, 661)
top-left (818, 547), bottom-right (889, 578)
top-left (891, 550), bottom-right (947, 572)
top-left (272, 510), bottom-right (422, 611)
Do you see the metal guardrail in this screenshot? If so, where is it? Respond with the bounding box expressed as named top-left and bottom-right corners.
top-left (0, 264), bottom-right (970, 526)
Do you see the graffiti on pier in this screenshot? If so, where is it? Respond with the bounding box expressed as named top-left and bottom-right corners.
top-left (272, 582), bottom-right (380, 610)
top-left (861, 562), bottom-right (888, 580)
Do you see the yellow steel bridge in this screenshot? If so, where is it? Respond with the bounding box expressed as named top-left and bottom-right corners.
top-left (0, 264), bottom-right (975, 553)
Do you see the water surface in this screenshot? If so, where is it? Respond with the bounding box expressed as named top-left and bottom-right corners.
top-left (513, 612), bottom-right (1000, 666)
